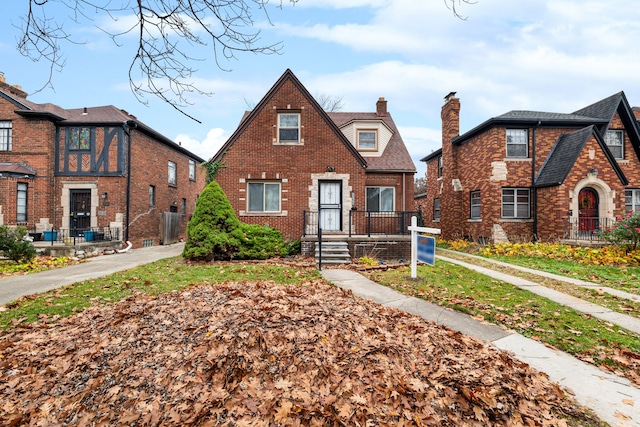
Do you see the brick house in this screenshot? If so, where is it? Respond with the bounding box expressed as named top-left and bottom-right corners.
top-left (211, 69), bottom-right (416, 259)
top-left (0, 74), bottom-right (205, 249)
top-left (420, 91), bottom-right (640, 243)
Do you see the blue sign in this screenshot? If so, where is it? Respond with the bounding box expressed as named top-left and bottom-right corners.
top-left (417, 235), bottom-right (436, 266)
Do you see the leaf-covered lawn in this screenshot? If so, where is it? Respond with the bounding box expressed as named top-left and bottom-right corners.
top-left (0, 279), bottom-right (602, 426)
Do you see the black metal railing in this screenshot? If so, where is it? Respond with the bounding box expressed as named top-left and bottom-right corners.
top-left (564, 217), bottom-right (614, 242)
top-left (32, 227), bottom-right (122, 245)
top-left (303, 209), bottom-right (422, 237)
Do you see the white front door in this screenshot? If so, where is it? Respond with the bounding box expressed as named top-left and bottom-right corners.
top-left (319, 181), bottom-right (342, 232)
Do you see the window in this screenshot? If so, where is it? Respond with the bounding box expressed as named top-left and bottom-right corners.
top-left (470, 191), bottom-right (481, 219)
top-left (278, 113), bottom-right (300, 143)
top-left (248, 182), bottom-right (281, 212)
top-left (366, 187), bottom-right (394, 212)
top-left (189, 160), bottom-right (196, 180)
top-left (149, 185), bottom-right (156, 206)
top-left (433, 198), bottom-right (441, 221)
top-left (181, 198), bottom-right (187, 215)
top-left (357, 130), bottom-right (377, 150)
top-left (437, 155), bottom-right (443, 178)
top-left (17, 183), bottom-right (27, 222)
top-left (506, 129), bottom-right (528, 158)
top-left (502, 188), bottom-right (530, 219)
top-left (0, 121), bottom-right (12, 151)
top-left (69, 127), bottom-right (91, 150)
top-left (625, 189), bottom-right (640, 214)
top-left (605, 130), bottom-right (624, 160)
top-left (168, 161), bottom-right (176, 185)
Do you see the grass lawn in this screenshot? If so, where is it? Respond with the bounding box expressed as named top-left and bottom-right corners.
top-left (363, 259), bottom-right (640, 388)
top-left (0, 258), bottom-right (321, 329)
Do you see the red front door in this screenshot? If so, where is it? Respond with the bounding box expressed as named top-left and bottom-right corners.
top-left (578, 188), bottom-right (598, 232)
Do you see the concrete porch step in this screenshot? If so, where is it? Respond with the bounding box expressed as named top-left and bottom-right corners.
top-left (315, 241), bottom-right (351, 264)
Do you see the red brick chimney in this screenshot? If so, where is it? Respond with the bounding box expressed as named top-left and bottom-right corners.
top-left (0, 72), bottom-right (28, 98)
top-left (439, 92), bottom-right (462, 240)
top-left (376, 97), bottom-right (388, 117)
top-left (442, 92), bottom-right (460, 142)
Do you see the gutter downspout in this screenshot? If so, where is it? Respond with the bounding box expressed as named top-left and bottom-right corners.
top-left (532, 121), bottom-right (541, 241)
top-left (123, 120), bottom-right (137, 243)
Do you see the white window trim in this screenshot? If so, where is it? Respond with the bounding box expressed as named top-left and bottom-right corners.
top-left (168, 161), bottom-right (177, 186)
top-left (188, 160), bottom-right (196, 181)
top-left (605, 130), bottom-right (624, 160)
top-left (625, 189), bottom-right (640, 213)
top-left (506, 129), bottom-right (528, 158)
top-left (470, 190), bottom-right (481, 219)
top-left (0, 121), bottom-right (12, 151)
top-left (277, 113), bottom-right (301, 144)
top-left (501, 188), bottom-right (530, 219)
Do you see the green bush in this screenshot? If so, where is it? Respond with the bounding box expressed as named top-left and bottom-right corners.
top-left (598, 210), bottom-right (640, 251)
top-left (0, 226), bottom-right (37, 263)
top-left (183, 181), bottom-right (290, 261)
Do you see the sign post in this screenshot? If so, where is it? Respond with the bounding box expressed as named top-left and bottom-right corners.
top-left (408, 216), bottom-right (441, 278)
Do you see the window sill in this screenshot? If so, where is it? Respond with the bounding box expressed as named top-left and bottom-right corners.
top-left (503, 157), bottom-right (531, 162)
top-left (467, 218), bottom-right (482, 222)
top-left (499, 218), bottom-right (533, 223)
top-left (274, 141), bottom-right (304, 146)
top-left (240, 211), bottom-right (288, 217)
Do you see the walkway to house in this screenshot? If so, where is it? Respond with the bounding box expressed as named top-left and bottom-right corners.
top-left (321, 258), bottom-right (640, 427)
top-left (1, 243), bottom-right (639, 425)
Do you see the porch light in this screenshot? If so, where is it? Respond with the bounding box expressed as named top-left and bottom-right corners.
top-left (589, 168), bottom-right (598, 176)
top-left (101, 192), bottom-right (108, 199)
top-left (327, 166), bottom-right (335, 172)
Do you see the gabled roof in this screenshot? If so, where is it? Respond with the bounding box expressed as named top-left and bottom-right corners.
top-left (534, 125), bottom-right (628, 188)
top-left (449, 91), bottom-right (640, 148)
top-left (212, 69), bottom-right (367, 168)
top-left (328, 112), bottom-right (415, 173)
top-left (0, 89), bottom-right (205, 163)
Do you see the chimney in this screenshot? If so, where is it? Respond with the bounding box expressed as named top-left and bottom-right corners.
top-left (376, 97), bottom-right (388, 117)
top-left (0, 73), bottom-right (28, 98)
top-left (442, 92), bottom-right (460, 142)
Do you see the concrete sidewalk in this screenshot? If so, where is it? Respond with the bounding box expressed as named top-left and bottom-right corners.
top-left (0, 242), bottom-right (185, 305)
top-left (321, 268), bottom-right (640, 427)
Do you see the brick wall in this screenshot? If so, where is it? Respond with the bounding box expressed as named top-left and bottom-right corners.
top-left (215, 78), bottom-right (370, 241)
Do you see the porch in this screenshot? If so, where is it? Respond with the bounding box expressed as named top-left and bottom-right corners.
top-left (301, 210), bottom-right (421, 262)
top-left (30, 227), bottom-right (123, 257)
top-left (561, 217), bottom-right (613, 246)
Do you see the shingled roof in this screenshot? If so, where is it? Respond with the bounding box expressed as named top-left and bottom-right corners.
top-left (534, 125), bottom-right (628, 188)
top-left (0, 88), bottom-right (205, 163)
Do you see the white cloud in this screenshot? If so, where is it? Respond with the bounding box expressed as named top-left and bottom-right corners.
top-left (174, 128), bottom-right (229, 161)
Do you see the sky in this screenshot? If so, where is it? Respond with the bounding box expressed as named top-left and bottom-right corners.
top-left (2, 0), bottom-right (640, 180)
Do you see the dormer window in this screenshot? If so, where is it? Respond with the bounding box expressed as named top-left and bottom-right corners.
top-left (357, 130), bottom-right (377, 151)
top-left (278, 113), bottom-right (300, 143)
top-left (605, 130), bottom-right (624, 159)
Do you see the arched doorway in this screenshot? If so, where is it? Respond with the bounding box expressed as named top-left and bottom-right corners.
top-left (578, 187), bottom-right (599, 232)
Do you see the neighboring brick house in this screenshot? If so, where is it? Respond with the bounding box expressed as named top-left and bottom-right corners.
top-left (0, 74), bottom-right (205, 249)
top-left (420, 91), bottom-right (640, 243)
top-left (211, 69), bottom-right (416, 258)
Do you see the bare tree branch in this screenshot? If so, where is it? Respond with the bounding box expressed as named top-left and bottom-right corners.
top-left (17, 0), bottom-right (298, 120)
top-left (444, 0), bottom-right (476, 20)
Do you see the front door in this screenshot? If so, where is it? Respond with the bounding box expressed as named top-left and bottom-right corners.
top-left (319, 181), bottom-right (342, 232)
top-left (578, 187), bottom-right (599, 232)
top-left (70, 190), bottom-right (91, 236)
